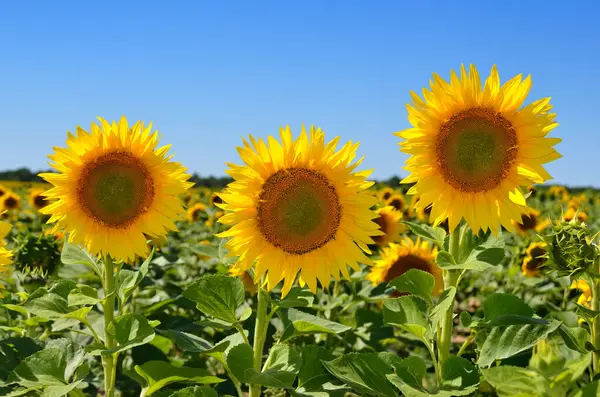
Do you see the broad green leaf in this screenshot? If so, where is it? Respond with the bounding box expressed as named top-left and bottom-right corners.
top-left (22, 280), bottom-right (77, 318)
top-left (403, 222), bottom-right (446, 246)
top-left (439, 356), bottom-right (479, 395)
top-left (481, 366), bottom-right (547, 397)
top-left (134, 360), bottom-right (223, 396)
top-left (388, 269), bottom-right (435, 304)
top-left (281, 308), bottom-right (351, 341)
top-left (67, 285), bottom-right (100, 306)
top-left (277, 287), bottom-right (314, 309)
top-left (294, 345), bottom-right (348, 397)
top-left (557, 325), bottom-right (589, 353)
top-left (572, 380), bottom-right (600, 397)
top-left (168, 386), bottom-right (218, 397)
top-left (63, 306), bottom-right (93, 324)
top-left (61, 240), bottom-right (101, 277)
top-left (483, 293), bottom-right (534, 323)
top-left (8, 338), bottom-right (88, 389)
top-left (323, 352), bottom-right (402, 397)
top-left (156, 329), bottom-right (213, 353)
top-left (383, 296), bottom-right (430, 340)
top-left (117, 249), bottom-right (154, 306)
top-left (477, 320), bottom-right (562, 367)
top-left (436, 251), bottom-right (456, 269)
top-left (227, 343), bottom-right (301, 388)
top-left (551, 352), bottom-right (591, 387)
top-left (0, 337), bottom-right (43, 381)
top-left (183, 275), bottom-right (245, 324)
top-left (387, 356), bottom-right (426, 392)
top-left (459, 311), bottom-right (472, 328)
top-left (430, 287), bottom-right (456, 331)
top-left (106, 313), bottom-right (156, 354)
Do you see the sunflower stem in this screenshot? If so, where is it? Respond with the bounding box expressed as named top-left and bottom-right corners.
top-left (592, 257), bottom-right (600, 374)
top-left (102, 255), bottom-right (117, 397)
top-left (437, 224), bottom-right (462, 380)
top-left (250, 287), bottom-right (269, 397)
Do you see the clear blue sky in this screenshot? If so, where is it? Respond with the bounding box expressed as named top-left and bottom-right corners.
top-left (1, 1), bottom-right (598, 187)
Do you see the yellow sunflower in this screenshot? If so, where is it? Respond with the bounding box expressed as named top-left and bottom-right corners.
top-left (570, 280), bottom-right (592, 307)
top-left (187, 203), bottom-right (207, 222)
top-left (386, 193), bottom-right (407, 213)
top-left (1, 192), bottom-right (21, 211)
top-left (210, 191), bottom-right (224, 207)
top-left (564, 208), bottom-right (587, 223)
top-left (29, 188), bottom-right (48, 211)
top-left (512, 209), bottom-right (550, 234)
top-left (397, 64), bottom-right (561, 234)
top-left (521, 241), bottom-right (547, 277)
top-left (39, 116), bottom-right (193, 262)
top-left (367, 237), bottom-right (442, 296)
top-left (218, 125), bottom-right (381, 295)
top-left (379, 187), bottom-right (395, 202)
top-left (372, 206), bottom-right (405, 247)
top-left (0, 219), bottom-right (13, 297)
top-left (0, 184), bottom-right (7, 198)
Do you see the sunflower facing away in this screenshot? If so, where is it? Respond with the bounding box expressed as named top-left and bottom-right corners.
top-left (218, 125), bottom-right (382, 295)
top-left (521, 241), bottom-right (547, 277)
top-left (187, 203), bottom-right (208, 222)
top-left (0, 219), bottom-right (13, 297)
top-left (29, 188), bottom-right (48, 211)
top-left (367, 237), bottom-right (442, 296)
top-left (40, 116), bottom-right (193, 262)
top-left (372, 206), bottom-right (405, 247)
top-left (396, 65), bottom-right (561, 234)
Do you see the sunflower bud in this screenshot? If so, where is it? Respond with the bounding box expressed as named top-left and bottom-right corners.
top-left (543, 219), bottom-right (599, 276)
top-left (13, 232), bottom-right (61, 277)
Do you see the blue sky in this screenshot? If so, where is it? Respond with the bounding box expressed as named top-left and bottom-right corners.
top-left (1, 1), bottom-right (598, 186)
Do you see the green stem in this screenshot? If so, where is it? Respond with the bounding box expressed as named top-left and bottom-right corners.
top-left (249, 288), bottom-right (269, 397)
top-left (593, 258), bottom-right (600, 374)
top-left (235, 324), bottom-right (250, 345)
top-left (437, 224), bottom-right (462, 379)
top-left (456, 335), bottom-right (475, 357)
top-left (424, 340), bottom-right (441, 383)
top-left (102, 255), bottom-right (117, 397)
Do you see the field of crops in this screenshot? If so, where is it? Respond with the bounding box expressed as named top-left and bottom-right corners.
top-left (1, 67), bottom-right (599, 397)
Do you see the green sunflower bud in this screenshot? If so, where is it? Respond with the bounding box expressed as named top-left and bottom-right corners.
top-left (13, 231), bottom-right (62, 277)
top-left (543, 218), bottom-right (599, 276)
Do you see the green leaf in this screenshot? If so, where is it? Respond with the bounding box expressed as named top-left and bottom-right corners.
top-left (430, 287), bottom-right (456, 331)
top-left (483, 293), bottom-right (534, 323)
top-left (481, 366), bottom-right (547, 397)
top-left (383, 296), bottom-right (430, 340)
top-left (117, 249), bottom-right (154, 306)
top-left (67, 285), bottom-right (100, 306)
top-left (134, 361), bottom-right (223, 396)
top-left (168, 387), bottom-right (218, 397)
top-left (403, 222), bottom-right (446, 246)
top-left (183, 275), bottom-right (245, 324)
top-left (61, 240), bottom-right (101, 277)
top-left (439, 356), bottom-right (479, 395)
top-left (571, 380), bottom-right (600, 397)
top-left (227, 343), bottom-right (301, 388)
top-left (106, 313), bottom-right (156, 354)
top-left (323, 352), bottom-right (402, 397)
top-left (557, 325), bottom-right (589, 353)
top-left (436, 251), bottom-right (456, 268)
top-left (388, 269), bottom-right (435, 304)
top-left (459, 311), bottom-right (472, 328)
top-left (294, 345), bottom-right (348, 397)
top-left (277, 287), bottom-right (314, 309)
top-left (386, 356), bottom-right (427, 394)
top-left (156, 329), bottom-right (214, 353)
top-left (22, 280), bottom-right (78, 318)
top-left (551, 352), bottom-right (591, 387)
top-left (8, 338), bottom-right (88, 389)
top-left (281, 308), bottom-right (351, 341)
top-left (477, 320), bottom-right (562, 368)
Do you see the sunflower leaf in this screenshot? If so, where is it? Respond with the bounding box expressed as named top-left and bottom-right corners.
top-left (383, 296), bottom-right (430, 340)
top-left (182, 275), bottom-right (245, 324)
top-left (402, 222), bottom-right (446, 246)
top-left (388, 269), bottom-right (435, 305)
top-left (481, 366), bottom-right (547, 397)
top-left (132, 361), bottom-right (223, 397)
top-left (117, 249), bottom-right (154, 307)
top-left (105, 313), bottom-right (156, 354)
top-left (168, 386), bottom-right (219, 397)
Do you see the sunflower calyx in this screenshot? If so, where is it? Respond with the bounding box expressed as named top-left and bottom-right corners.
top-left (13, 231), bottom-right (62, 277)
top-left (543, 220), bottom-right (599, 277)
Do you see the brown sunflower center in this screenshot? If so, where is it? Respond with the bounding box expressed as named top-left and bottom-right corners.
top-left (385, 254), bottom-right (432, 283)
top-left (518, 214), bottom-right (537, 231)
top-left (382, 191), bottom-right (392, 201)
top-left (5, 197), bottom-right (18, 209)
top-left (373, 214), bottom-right (390, 244)
top-left (77, 151), bottom-right (155, 228)
top-left (211, 194), bottom-right (223, 206)
top-left (257, 168), bottom-right (341, 255)
top-left (389, 198), bottom-right (404, 211)
top-left (0, 189), bottom-right (5, 197)
top-left (34, 195), bottom-right (46, 208)
top-left (436, 107), bottom-right (518, 192)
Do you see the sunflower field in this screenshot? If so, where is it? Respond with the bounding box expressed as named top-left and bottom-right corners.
top-left (0, 65), bottom-right (599, 397)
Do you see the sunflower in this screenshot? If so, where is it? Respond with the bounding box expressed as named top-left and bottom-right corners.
top-left (521, 242), bottom-right (547, 277)
top-left (29, 188), bottom-right (48, 211)
top-left (385, 193), bottom-right (407, 213)
top-left (0, 219), bottom-right (13, 297)
top-left (218, 125), bottom-right (381, 295)
top-left (378, 187), bottom-right (395, 202)
top-left (1, 192), bottom-right (21, 211)
top-left (570, 280), bottom-right (592, 307)
top-left (564, 208), bottom-right (587, 223)
top-left (367, 237), bottom-right (442, 296)
top-left (39, 116), bottom-right (193, 262)
top-left (210, 191), bottom-right (224, 207)
top-left (372, 206), bottom-right (405, 247)
top-left (397, 65), bottom-right (561, 234)
top-left (512, 209), bottom-right (550, 234)
top-left (0, 184), bottom-right (7, 198)
top-left (187, 203), bottom-right (207, 222)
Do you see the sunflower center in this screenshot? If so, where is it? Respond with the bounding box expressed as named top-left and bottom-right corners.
top-left (5, 197), bottom-right (17, 209)
top-left (519, 214), bottom-right (537, 231)
top-left (257, 168), bottom-right (341, 255)
top-left (385, 254), bottom-right (432, 283)
top-left (373, 215), bottom-right (389, 244)
top-left (77, 151), bottom-right (155, 228)
top-left (389, 198), bottom-right (404, 211)
top-left (437, 108), bottom-right (518, 192)
top-left (34, 195), bottom-right (46, 208)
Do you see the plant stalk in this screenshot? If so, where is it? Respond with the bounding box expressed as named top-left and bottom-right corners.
top-left (249, 288), bottom-right (269, 397)
top-left (102, 255), bottom-right (117, 397)
top-left (593, 257), bottom-right (600, 374)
